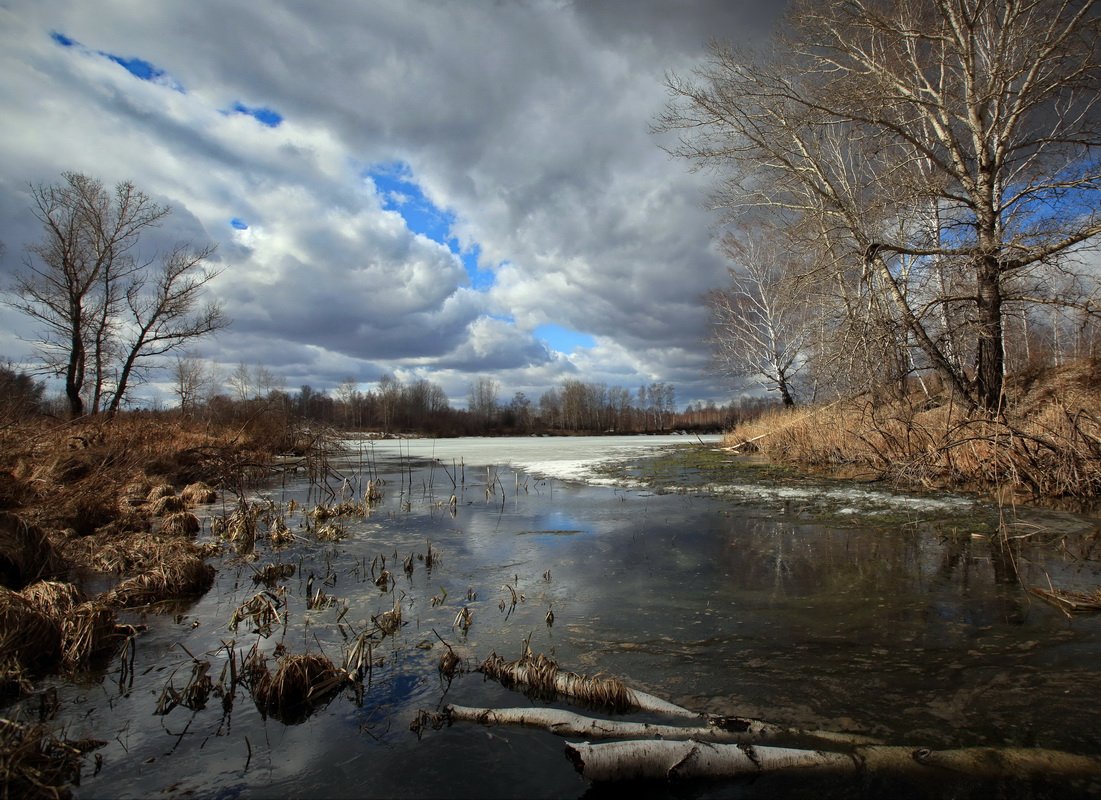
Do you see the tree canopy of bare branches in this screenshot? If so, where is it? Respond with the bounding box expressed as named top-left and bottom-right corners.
top-left (7, 172), bottom-right (228, 416)
top-left (659, 0), bottom-right (1101, 411)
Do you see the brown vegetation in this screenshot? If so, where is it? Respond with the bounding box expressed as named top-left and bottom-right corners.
top-left (0, 412), bottom-right (289, 685)
top-left (725, 360), bottom-right (1101, 501)
top-left (244, 647), bottom-right (354, 725)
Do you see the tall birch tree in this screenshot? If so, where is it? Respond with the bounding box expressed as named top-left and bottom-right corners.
top-left (660, 0), bottom-right (1101, 411)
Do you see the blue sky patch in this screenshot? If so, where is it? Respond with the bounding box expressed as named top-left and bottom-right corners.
top-left (51, 32), bottom-right (184, 91)
top-left (535, 323), bottom-right (596, 354)
top-left (367, 161), bottom-right (494, 290)
top-left (231, 101), bottom-right (283, 128)
top-left (106, 53), bottom-right (165, 82)
top-left (230, 217), bottom-right (249, 230)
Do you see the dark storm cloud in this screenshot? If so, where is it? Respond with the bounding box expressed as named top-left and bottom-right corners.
top-left (0, 0), bottom-right (786, 406)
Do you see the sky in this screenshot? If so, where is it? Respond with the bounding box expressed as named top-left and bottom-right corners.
top-left (0, 0), bottom-right (787, 410)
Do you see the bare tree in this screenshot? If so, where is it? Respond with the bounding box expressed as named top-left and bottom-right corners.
top-left (171, 353), bottom-right (217, 412)
top-left (708, 233), bottom-right (815, 406)
top-left (468, 376), bottom-right (500, 423)
top-left (106, 243), bottom-right (226, 413)
top-left (8, 172), bottom-right (227, 416)
top-left (659, 0), bottom-right (1101, 411)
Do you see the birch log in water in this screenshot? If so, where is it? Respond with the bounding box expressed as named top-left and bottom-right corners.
top-left (565, 740), bottom-right (1101, 783)
top-left (453, 649), bottom-right (1101, 785)
top-left (446, 704), bottom-right (881, 748)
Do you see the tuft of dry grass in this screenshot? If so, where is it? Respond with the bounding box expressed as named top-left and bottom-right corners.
top-left (245, 648), bottom-right (352, 725)
top-left (180, 481), bottom-right (217, 505)
top-left (149, 494), bottom-right (186, 516)
top-left (20, 580), bottom-right (84, 618)
top-left (158, 511), bottom-right (200, 538)
top-left (0, 588), bottom-right (61, 674)
top-left (146, 484), bottom-right (176, 502)
top-left (60, 601), bottom-right (129, 672)
top-left (104, 552), bottom-right (214, 609)
top-left (229, 590), bottom-right (285, 636)
top-left (0, 717), bottom-right (104, 800)
top-left (0, 512), bottom-right (65, 590)
top-left (479, 644), bottom-right (633, 712)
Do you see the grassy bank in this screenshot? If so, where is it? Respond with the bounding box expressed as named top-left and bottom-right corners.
top-left (0, 411), bottom-right (298, 797)
top-left (724, 360), bottom-right (1101, 502)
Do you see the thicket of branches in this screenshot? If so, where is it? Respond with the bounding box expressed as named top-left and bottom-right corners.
top-left (660, 0), bottom-right (1101, 411)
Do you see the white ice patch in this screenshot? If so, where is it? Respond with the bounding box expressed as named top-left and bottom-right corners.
top-left (698, 481), bottom-right (974, 514)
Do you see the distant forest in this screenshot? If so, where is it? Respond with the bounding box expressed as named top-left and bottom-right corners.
top-left (2, 361), bottom-right (767, 436)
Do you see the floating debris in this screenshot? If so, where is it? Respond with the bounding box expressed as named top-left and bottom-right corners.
top-left (1028, 584), bottom-right (1101, 616)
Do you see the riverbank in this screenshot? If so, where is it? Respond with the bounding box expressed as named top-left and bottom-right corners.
top-left (0, 411), bottom-right (303, 797)
top-left (722, 360), bottom-right (1101, 504)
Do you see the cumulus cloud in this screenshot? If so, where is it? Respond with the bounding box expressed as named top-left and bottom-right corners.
top-left (0, 0), bottom-right (785, 407)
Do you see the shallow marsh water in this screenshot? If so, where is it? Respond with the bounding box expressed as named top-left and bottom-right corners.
top-left (25, 435), bottom-right (1101, 798)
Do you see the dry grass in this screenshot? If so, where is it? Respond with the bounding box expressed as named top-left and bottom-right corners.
top-left (230, 590), bottom-right (285, 636)
top-left (0, 588), bottom-right (61, 674)
top-left (180, 481), bottom-right (217, 505)
top-left (158, 511), bottom-right (200, 538)
top-left (245, 648), bottom-right (352, 724)
top-left (21, 580), bottom-right (84, 618)
top-left (60, 601), bottom-right (128, 672)
top-left (104, 552), bottom-right (215, 609)
top-left (480, 644), bottom-right (633, 712)
top-left (0, 513), bottom-right (65, 590)
top-left (725, 360), bottom-right (1101, 499)
top-left (146, 484), bottom-right (176, 502)
top-left (148, 494), bottom-right (186, 516)
top-left (0, 717), bottom-right (103, 800)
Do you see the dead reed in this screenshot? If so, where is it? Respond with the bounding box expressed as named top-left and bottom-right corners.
top-left (480, 644), bottom-right (633, 712)
top-left (147, 483), bottom-right (177, 502)
top-left (726, 361), bottom-right (1101, 500)
top-left (1027, 585), bottom-right (1101, 616)
top-left (158, 511), bottom-right (200, 538)
top-left (20, 580), bottom-right (83, 618)
top-left (373, 596), bottom-right (402, 636)
top-left (0, 716), bottom-right (103, 800)
top-left (148, 494), bottom-right (186, 516)
top-left (0, 512), bottom-right (64, 589)
top-left (155, 657), bottom-right (214, 715)
top-left (252, 562), bottom-right (295, 587)
top-left (104, 552), bottom-right (214, 609)
top-left (0, 587), bottom-right (61, 674)
top-left (229, 590), bottom-right (285, 636)
top-left (245, 648), bottom-right (353, 725)
top-left (60, 601), bottom-right (129, 672)
top-left (180, 481), bottom-right (218, 505)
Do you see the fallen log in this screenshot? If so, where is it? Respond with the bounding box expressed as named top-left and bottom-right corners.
top-left (447, 704), bottom-right (880, 748)
top-left (565, 739), bottom-right (1101, 783)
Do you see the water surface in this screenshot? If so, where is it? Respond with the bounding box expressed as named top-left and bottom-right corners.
top-left (29, 435), bottom-right (1101, 798)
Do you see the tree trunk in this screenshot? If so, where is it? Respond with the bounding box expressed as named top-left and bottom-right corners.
top-left (65, 305), bottom-right (85, 418)
top-left (975, 258), bottom-right (1005, 413)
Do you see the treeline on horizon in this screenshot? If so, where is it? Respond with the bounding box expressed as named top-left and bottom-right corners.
top-left (1, 361), bottom-right (770, 436)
